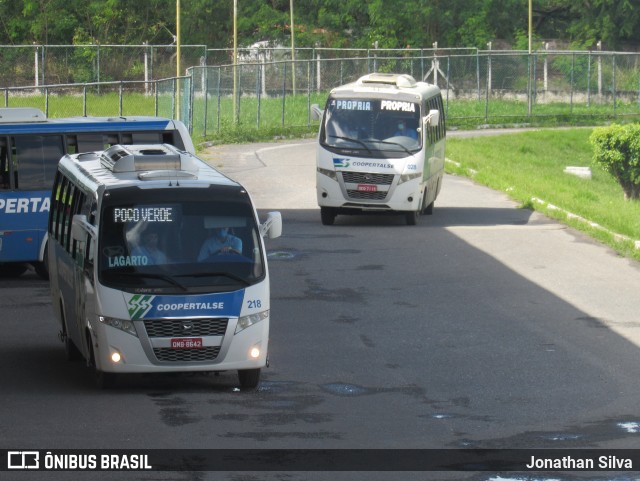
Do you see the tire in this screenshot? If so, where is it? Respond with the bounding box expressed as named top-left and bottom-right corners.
top-left (87, 334), bottom-right (116, 389)
top-left (405, 210), bottom-right (419, 225)
top-left (0, 263), bottom-right (28, 278)
top-left (34, 244), bottom-right (49, 280)
top-left (95, 370), bottom-right (117, 389)
top-left (238, 368), bottom-right (261, 390)
top-left (424, 200), bottom-right (434, 215)
top-left (62, 313), bottom-right (82, 361)
top-left (320, 207), bottom-right (336, 226)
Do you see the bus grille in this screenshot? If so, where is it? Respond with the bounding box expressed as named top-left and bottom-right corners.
top-left (143, 318), bottom-right (229, 337)
top-left (341, 172), bottom-right (394, 185)
top-left (346, 190), bottom-right (388, 200)
top-left (153, 346), bottom-right (221, 362)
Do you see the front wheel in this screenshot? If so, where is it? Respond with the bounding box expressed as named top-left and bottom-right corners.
top-left (96, 370), bottom-right (117, 389)
top-left (34, 244), bottom-right (49, 279)
top-left (405, 210), bottom-right (419, 225)
top-left (424, 200), bottom-right (434, 215)
top-left (238, 368), bottom-right (261, 390)
top-left (320, 207), bottom-right (336, 226)
top-left (87, 332), bottom-right (116, 389)
top-left (61, 313), bottom-right (82, 361)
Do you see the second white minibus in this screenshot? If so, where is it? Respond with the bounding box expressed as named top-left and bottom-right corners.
top-left (48, 144), bottom-right (282, 389)
top-left (315, 73), bottom-right (446, 225)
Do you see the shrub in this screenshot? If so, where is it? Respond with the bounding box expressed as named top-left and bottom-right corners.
top-left (590, 123), bottom-right (640, 200)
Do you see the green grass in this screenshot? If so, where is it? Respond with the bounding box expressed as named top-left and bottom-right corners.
top-left (445, 128), bottom-right (640, 261)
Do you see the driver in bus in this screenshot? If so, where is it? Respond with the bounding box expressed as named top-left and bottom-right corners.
top-left (131, 228), bottom-right (169, 265)
top-left (197, 227), bottom-right (243, 261)
top-left (394, 120), bottom-right (418, 140)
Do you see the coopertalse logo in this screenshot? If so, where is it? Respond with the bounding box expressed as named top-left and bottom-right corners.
top-left (8, 451), bottom-right (39, 469)
top-left (333, 158), bottom-right (350, 168)
top-left (127, 294), bottom-right (155, 320)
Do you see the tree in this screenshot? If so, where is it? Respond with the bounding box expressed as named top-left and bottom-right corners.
top-left (590, 124), bottom-right (640, 201)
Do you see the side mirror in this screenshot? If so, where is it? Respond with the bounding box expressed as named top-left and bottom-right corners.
top-left (71, 214), bottom-right (97, 241)
top-left (260, 211), bottom-right (282, 239)
top-left (423, 109), bottom-right (440, 127)
top-left (311, 104), bottom-right (324, 121)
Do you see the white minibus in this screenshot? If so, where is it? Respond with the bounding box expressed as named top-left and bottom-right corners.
top-left (315, 73), bottom-right (446, 225)
top-left (48, 144), bottom-right (282, 389)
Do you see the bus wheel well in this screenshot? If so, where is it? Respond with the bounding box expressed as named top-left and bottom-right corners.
top-left (86, 329), bottom-right (95, 367)
top-left (34, 242), bottom-right (49, 280)
top-left (60, 302), bottom-right (82, 361)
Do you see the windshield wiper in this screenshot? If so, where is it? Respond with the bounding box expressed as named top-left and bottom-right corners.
top-left (372, 139), bottom-right (414, 156)
top-left (328, 135), bottom-right (373, 154)
top-left (177, 272), bottom-right (251, 287)
top-left (117, 272), bottom-right (188, 291)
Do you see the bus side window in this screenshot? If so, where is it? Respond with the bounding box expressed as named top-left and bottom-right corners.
top-left (76, 134), bottom-right (106, 153)
top-left (56, 178), bottom-right (70, 246)
top-left (132, 132), bottom-right (163, 144)
top-left (49, 171), bottom-right (62, 236)
top-left (13, 135), bottom-right (64, 190)
top-left (70, 189), bottom-right (84, 259)
top-left (0, 139), bottom-right (10, 189)
top-left (84, 200), bottom-right (97, 276)
top-left (162, 132), bottom-right (185, 150)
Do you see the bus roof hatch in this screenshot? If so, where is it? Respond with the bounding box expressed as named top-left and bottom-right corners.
top-left (357, 73), bottom-right (417, 89)
top-left (100, 144), bottom-right (184, 173)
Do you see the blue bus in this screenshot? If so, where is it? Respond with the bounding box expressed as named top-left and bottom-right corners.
top-left (0, 108), bottom-right (195, 279)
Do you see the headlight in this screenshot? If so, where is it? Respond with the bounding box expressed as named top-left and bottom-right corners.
top-left (398, 172), bottom-right (421, 185)
top-left (99, 316), bottom-right (138, 337)
top-left (317, 167), bottom-right (337, 181)
top-left (236, 310), bottom-right (269, 334)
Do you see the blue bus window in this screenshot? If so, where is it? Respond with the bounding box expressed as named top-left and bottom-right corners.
top-left (13, 135), bottom-right (64, 190)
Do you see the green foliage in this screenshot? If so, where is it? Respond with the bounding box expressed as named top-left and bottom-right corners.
top-left (590, 123), bottom-right (640, 200)
top-left (1, 0), bottom-right (639, 52)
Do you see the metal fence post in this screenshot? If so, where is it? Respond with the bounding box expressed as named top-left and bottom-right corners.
top-left (83, 84), bottom-right (87, 116)
top-left (216, 67), bottom-right (221, 132)
top-left (307, 60), bottom-right (311, 126)
top-left (282, 62), bottom-right (287, 127)
top-left (256, 63), bottom-right (261, 128)
top-left (570, 52), bottom-right (575, 113)
top-left (119, 81), bottom-right (123, 116)
top-left (485, 51), bottom-right (491, 122)
top-left (613, 54), bottom-right (617, 117)
top-left (587, 50), bottom-right (592, 107)
top-left (527, 53), bottom-right (532, 116)
top-left (203, 67), bottom-right (209, 136)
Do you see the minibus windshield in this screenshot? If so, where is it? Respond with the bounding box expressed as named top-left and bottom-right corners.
top-left (320, 98), bottom-right (421, 158)
top-left (98, 187), bottom-right (264, 293)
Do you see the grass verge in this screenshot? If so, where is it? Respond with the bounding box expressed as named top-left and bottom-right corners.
top-left (445, 128), bottom-right (640, 262)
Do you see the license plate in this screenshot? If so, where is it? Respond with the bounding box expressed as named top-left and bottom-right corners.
top-left (357, 184), bottom-right (378, 192)
top-left (171, 338), bottom-right (203, 349)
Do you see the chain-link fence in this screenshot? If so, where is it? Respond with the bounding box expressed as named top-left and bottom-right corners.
top-left (190, 51), bottom-right (640, 137)
top-left (2, 50), bottom-right (639, 138)
top-left (0, 44), bottom-right (207, 87)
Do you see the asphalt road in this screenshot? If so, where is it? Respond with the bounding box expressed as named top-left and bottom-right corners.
top-left (2, 137), bottom-right (640, 481)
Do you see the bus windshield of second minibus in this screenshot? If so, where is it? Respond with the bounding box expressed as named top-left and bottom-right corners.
top-left (320, 98), bottom-right (422, 157)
